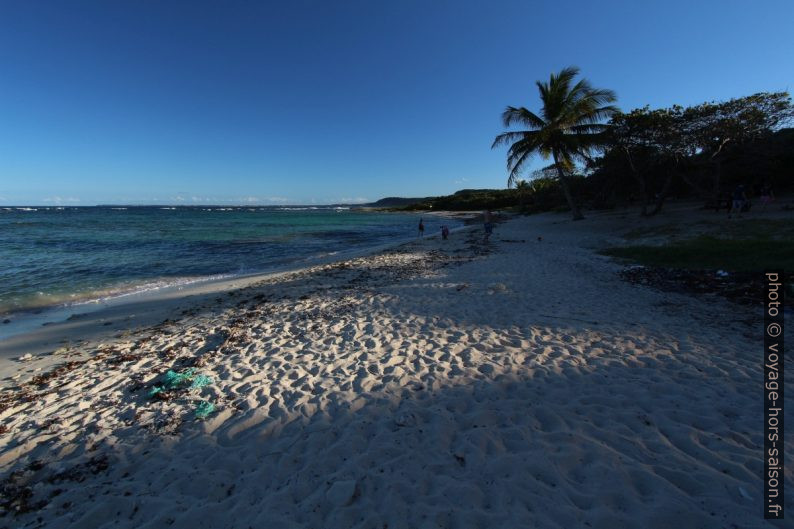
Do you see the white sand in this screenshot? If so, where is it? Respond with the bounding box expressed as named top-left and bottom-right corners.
top-left (0, 211), bottom-right (790, 528)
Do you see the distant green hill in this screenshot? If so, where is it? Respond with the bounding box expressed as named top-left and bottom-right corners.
top-left (364, 196), bottom-right (432, 207)
top-left (367, 189), bottom-right (527, 211)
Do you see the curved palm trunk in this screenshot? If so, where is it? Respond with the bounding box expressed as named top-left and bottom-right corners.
top-left (552, 150), bottom-right (584, 220)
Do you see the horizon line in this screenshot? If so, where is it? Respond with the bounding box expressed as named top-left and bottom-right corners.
top-left (0, 203), bottom-right (376, 208)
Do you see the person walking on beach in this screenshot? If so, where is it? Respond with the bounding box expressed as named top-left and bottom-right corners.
top-left (483, 209), bottom-right (494, 241)
top-left (418, 218), bottom-right (425, 237)
top-left (760, 182), bottom-right (774, 210)
top-left (441, 225), bottom-right (449, 240)
top-left (728, 185), bottom-right (747, 219)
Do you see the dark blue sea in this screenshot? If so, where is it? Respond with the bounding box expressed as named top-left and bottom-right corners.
top-left (0, 206), bottom-right (455, 316)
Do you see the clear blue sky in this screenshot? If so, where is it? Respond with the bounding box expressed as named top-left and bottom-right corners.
top-left (1, 0), bottom-right (792, 205)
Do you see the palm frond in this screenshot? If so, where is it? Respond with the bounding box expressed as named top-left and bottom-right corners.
top-left (567, 123), bottom-right (610, 135)
top-left (501, 106), bottom-right (546, 129)
top-left (552, 67), bottom-right (580, 93)
top-left (570, 86), bottom-right (617, 109)
top-left (505, 137), bottom-right (539, 169)
top-left (506, 149), bottom-right (534, 187)
top-left (491, 130), bottom-right (528, 149)
top-left (563, 78), bottom-right (595, 110)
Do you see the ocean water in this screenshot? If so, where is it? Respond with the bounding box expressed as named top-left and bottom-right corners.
top-left (0, 206), bottom-right (456, 316)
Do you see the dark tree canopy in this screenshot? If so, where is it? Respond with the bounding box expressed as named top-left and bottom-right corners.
top-left (684, 92), bottom-right (794, 158)
top-left (601, 92), bottom-right (793, 214)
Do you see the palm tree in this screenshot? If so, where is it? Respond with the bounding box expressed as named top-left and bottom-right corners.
top-left (492, 67), bottom-right (617, 220)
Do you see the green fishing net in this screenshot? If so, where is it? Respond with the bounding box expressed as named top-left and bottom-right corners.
top-left (194, 400), bottom-right (216, 419)
top-left (190, 374), bottom-right (213, 389)
top-left (163, 368), bottom-right (194, 389)
top-left (149, 369), bottom-right (213, 397)
top-left (147, 369), bottom-right (216, 419)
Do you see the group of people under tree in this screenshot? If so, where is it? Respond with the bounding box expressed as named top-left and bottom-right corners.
top-left (722, 181), bottom-right (775, 219)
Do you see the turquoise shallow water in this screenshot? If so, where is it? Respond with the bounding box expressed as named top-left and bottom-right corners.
top-left (0, 206), bottom-right (455, 315)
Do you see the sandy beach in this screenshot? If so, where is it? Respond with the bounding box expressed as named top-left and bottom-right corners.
top-left (0, 210), bottom-right (791, 528)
